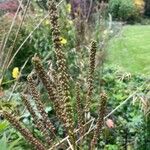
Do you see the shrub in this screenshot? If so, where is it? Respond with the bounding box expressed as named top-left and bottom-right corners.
top-left (0, 17), bottom-right (38, 78)
top-left (108, 0), bottom-right (140, 22)
top-left (144, 0), bottom-right (150, 16)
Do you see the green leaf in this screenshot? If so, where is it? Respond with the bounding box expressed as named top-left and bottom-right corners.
top-left (0, 134), bottom-right (9, 150)
top-left (0, 120), bottom-right (9, 133)
top-left (8, 137), bottom-right (22, 150)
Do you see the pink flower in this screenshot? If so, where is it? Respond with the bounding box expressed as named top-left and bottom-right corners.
top-left (106, 119), bottom-right (115, 128)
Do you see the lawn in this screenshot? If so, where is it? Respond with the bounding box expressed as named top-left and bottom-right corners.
top-left (107, 25), bottom-right (150, 75)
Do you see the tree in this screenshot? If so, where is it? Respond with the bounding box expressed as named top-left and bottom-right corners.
top-left (145, 0), bottom-right (150, 16)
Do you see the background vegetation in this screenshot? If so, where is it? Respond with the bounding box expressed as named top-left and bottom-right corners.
top-left (0, 0), bottom-right (149, 150)
top-left (107, 25), bottom-right (150, 75)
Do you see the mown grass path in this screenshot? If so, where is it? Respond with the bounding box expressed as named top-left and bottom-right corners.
top-left (107, 25), bottom-right (150, 75)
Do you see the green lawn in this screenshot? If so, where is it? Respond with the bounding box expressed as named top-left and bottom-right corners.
top-left (107, 25), bottom-right (150, 75)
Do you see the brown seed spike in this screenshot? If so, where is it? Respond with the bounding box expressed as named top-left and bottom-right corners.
top-left (21, 94), bottom-right (52, 147)
top-left (90, 92), bottom-right (107, 150)
top-left (48, 1), bottom-right (76, 149)
top-left (36, 119), bottom-right (52, 146)
top-left (27, 74), bottom-right (55, 133)
top-left (32, 56), bottom-right (56, 103)
top-left (21, 94), bottom-right (37, 121)
top-left (85, 40), bottom-right (97, 121)
top-left (76, 83), bottom-right (84, 138)
top-left (3, 111), bottom-right (46, 150)
top-left (32, 56), bottom-right (67, 126)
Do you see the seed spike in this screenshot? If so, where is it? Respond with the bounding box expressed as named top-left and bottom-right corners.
top-left (90, 92), bottom-right (107, 149)
top-left (3, 111), bottom-right (46, 150)
top-left (85, 40), bottom-right (97, 121)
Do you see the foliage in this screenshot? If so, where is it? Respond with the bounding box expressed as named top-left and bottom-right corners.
top-left (108, 0), bottom-right (140, 22)
top-left (92, 66), bottom-right (149, 149)
top-left (0, 0), bottom-right (149, 149)
top-left (144, 0), bottom-right (150, 16)
top-left (0, 16), bottom-right (36, 80)
top-left (36, 0), bottom-right (48, 10)
top-left (0, 1), bottom-right (78, 83)
top-left (1, 1), bottom-right (102, 149)
top-left (0, 0), bottom-right (110, 85)
top-left (134, 0), bottom-right (145, 13)
top-left (0, 0), bottom-right (19, 15)
top-left (0, 66), bottom-right (149, 149)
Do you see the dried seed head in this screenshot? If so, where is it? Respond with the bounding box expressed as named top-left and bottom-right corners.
top-left (76, 83), bottom-right (84, 137)
top-left (27, 74), bottom-right (55, 133)
top-left (21, 94), bottom-right (37, 120)
top-left (91, 92), bottom-right (107, 149)
top-left (21, 94), bottom-right (52, 147)
top-left (85, 40), bottom-right (97, 119)
top-left (32, 56), bottom-right (58, 105)
top-left (32, 56), bottom-right (67, 125)
top-left (48, 1), bottom-right (76, 148)
top-left (36, 119), bottom-right (52, 146)
top-left (3, 111), bottom-right (46, 150)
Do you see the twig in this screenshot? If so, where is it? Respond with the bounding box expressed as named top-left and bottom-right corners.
top-left (86, 0), bottom-right (93, 22)
top-left (104, 81), bottom-right (147, 119)
top-left (49, 119), bottom-right (94, 150)
top-left (0, 34), bottom-right (6, 72)
top-left (17, 0), bottom-right (24, 10)
top-left (6, 0), bottom-right (31, 70)
top-left (7, 0), bottom-right (65, 70)
top-left (1, 0), bottom-right (23, 72)
top-left (7, 58), bottom-right (30, 101)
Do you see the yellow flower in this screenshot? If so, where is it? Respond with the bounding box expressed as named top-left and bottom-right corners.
top-left (134, 0), bottom-right (144, 6)
top-left (102, 30), bottom-right (108, 39)
top-left (45, 19), bottom-right (50, 25)
top-left (66, 4), bottom-right (71, 13)
top-left (12, 67), bottom-right (20, 79)
top-left (68, 20), bottom-right (73, 25)
top-left (134, 0), bottom-right (145, 9)
top-left (0, 78), bottom-right (2, 85)
top-left (103, 30), bottom-right (108, 35)
top-left (60, 37), bottom-right (67, 45)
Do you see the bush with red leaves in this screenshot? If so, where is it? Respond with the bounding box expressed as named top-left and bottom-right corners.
top-left (0, 0), bottom-right (19, 12)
